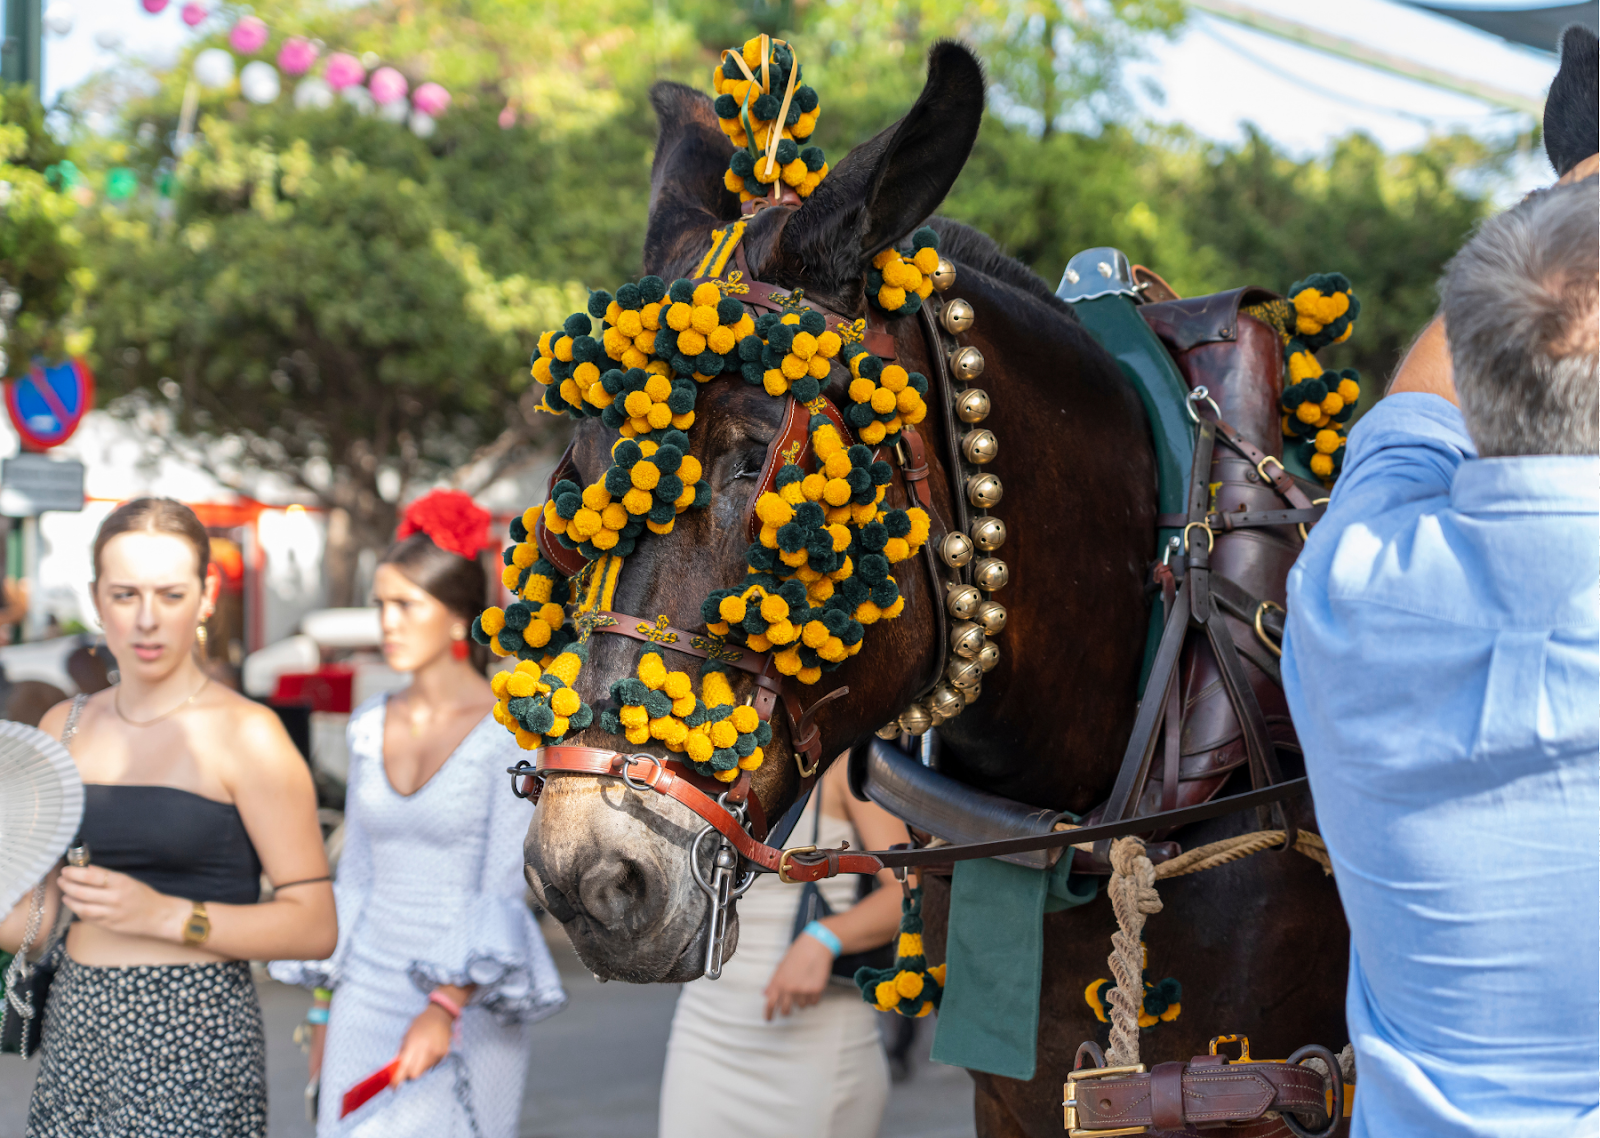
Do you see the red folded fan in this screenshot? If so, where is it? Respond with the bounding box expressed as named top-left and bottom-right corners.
top-left (340, 1059), bottom-right (399, 1119)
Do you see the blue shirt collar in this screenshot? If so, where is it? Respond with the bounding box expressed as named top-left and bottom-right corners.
top-left (1451, 454), bottom-right (1600, 515)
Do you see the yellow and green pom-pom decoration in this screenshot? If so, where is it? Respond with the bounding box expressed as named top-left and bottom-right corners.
top-left (596, 652), bottom-right (772, 782)
top-left (1277, 272), bottom-right (1362, 484)
top-left (855, 885), bottom-right (946, 1017)
top-left (867, 227), bottom-right (941, 318)
top-left (1083, 941), bottom-right (1183, 1029)
top-left (713, 37), bottom-right (828, 204)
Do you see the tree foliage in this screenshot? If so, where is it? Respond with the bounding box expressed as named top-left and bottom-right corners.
top-left (66, 0), bottom-right (1498, 594)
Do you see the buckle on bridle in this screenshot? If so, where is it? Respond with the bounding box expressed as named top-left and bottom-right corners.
top-left (1063, 1063), bottom-right (1148, 1136)
top-left (776, 844), bottom-right (817, 885)
top-left (618, 752), bottom-right (664, 791)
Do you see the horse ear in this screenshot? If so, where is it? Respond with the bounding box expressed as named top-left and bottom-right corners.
top-left (1545, 25), bottom-right (1598, 177)
top-left (644, 81), bottom-right (740, 272)
top-left (774, 42), bottom-right (984, 284)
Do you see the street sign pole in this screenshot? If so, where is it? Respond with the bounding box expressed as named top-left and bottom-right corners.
top-left (1, 0), bottom-right (42, 90)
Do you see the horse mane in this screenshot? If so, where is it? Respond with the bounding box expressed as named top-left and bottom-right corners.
top-left (925, 217), bottom-right (1078, 321)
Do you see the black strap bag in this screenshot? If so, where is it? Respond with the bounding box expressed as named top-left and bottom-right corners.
top-left (1, 880), bottom-right (67, 1057)
top-left (789, 798), bottom-right (895, 983)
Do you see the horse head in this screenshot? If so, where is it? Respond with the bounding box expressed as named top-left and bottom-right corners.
top-left (517, 39), bottom-right (1153, 984)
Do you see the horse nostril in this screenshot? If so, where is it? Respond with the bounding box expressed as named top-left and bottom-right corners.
top-left (577, 855), bottom-right (656, 929)
top-left (538, 876), bottom-right (579, 923)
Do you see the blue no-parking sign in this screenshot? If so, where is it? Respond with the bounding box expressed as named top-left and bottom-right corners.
top-left (4, 358), bottom-right (94, 451)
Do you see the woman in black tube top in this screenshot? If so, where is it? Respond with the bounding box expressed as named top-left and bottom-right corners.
top-left (0, 497), bottom-right (337, 1138)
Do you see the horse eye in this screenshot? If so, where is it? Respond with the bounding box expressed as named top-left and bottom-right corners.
top-left (732, 447), bottom-right (766, 480)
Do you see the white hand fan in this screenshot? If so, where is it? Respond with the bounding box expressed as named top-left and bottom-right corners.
top-left (0, 720), bottom-right (83, 916)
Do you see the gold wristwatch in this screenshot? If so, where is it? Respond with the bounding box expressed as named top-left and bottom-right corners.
top-left (181, 901), bottom-right (211, 946)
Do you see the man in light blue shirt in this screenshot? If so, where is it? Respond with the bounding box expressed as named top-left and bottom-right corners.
top-left (1284, 176), bottom-right (1598, 1138)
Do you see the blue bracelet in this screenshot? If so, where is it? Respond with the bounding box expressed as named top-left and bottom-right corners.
top-left (306, 1006), bottom-right (330, 1025)
top-left (803, 920), bottom-right (842, 958)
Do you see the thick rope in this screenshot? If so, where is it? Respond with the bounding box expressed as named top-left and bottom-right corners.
top-left (1101, 829), bottom-right (1332, 1068)
top-left (1154, 829), bottom-right (1331, 879)
top-left (1105, 836), bottom-right (1163, 1067)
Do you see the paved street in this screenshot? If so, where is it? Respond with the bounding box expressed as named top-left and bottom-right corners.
top-left (1, 923), bottom-right (977, 1137)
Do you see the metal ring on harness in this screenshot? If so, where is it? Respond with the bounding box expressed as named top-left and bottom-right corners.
top-left (1256, 453), bottom-right (1288, 484)
top-left (1185, 384), bottom-right (1222, 424)
top-left (1254, 601), bottom-right (1285, 658)
top-left (619, 752), bottom-right (664, 792)
top-left (507, 759), bottom-right (541, 800)
top-left (1282, 1044), bottom-right (1345, 1138)
top-left (1297, 497), bottom-right (1331, 543)
top-left (1183, 520), bottom-right (1214, 555)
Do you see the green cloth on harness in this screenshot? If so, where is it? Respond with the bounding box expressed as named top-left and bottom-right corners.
top-left (930, 851), bottom-right (1097, 1080)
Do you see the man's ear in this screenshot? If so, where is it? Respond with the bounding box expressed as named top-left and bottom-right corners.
top-left (767, 42), bottom-right (985, 292)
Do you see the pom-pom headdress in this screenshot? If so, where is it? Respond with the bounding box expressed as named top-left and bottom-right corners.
top-left (396, 490), bottom-right (493, 561)
top-left (713, 36), bottom-right (829, 204)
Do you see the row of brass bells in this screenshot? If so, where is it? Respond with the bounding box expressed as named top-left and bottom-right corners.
top-left (898, 703), bottom-right (933, 736)
top-left (957, 388), bottom-right (990, 424)
top-left (940, 298), bottom-right (975, 335)
top-left (961, 429), bottom-right (998, 465)
top-left (927, 683), bottom-right (964, 722)
top-left (875, 721), bottom-right (901, 740)
top-left (950, 346), bottom-right (985, 382)
top-left (931, 258), bottom-right (956, 293)
top-left (971, 516), bottom-right (1006, 552)
top-left (974, 599), bottom-right (1007, 635)
top-left (966, 473), bottom-right (1002, 509)
top-left (947, 656), bottom-right (983, 692)
top-left (941, 531), bottom-right (974, 569)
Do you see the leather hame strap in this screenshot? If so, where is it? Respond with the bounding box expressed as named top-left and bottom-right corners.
top-left (1068, 1055), bottom-right (1331, 1132)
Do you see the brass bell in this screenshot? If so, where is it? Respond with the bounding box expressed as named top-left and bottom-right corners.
top-left (966, 473), bottom-right (1003, 509)
top-left (928, 684), bottom-right (964, 720)
top-left (978, 640), bottom-right (1001, 672)
top-left (956, 388), bottom-right (990, 424)
top-left (974, 599), bottom-right (1007, 635)
top-left (940, 298), bottom-right (975, 336)
top-left (961, 429), bottom-right (999, 465)
top-left (950, 346), bottom-right (985, 382)
top-left (946, 656), bottom-right (983, 692)
top-left (971, 516), bottom-right (1007, 552)
top-left (940, 531), bottom-right (974, 569)
top-left (899, 703), bottom-right (933, 736)
top-left (946, 583), bottom-right (982, 620)
top-left (931, 258), bottom-right (957, 293)
top-left (875, 721), bottom-right (902, 740)
top-left (962, 682), bottom-right (982, 704)
top-left (973, 557), bottom-right (1010, 592)
top-left (950, 620), bottom-right (985, 659)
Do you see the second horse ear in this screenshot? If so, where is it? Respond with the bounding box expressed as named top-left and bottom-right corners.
top-left (644, 81), bottom-right (741, 274)
top-left (771, 41), bottom-right (986, 293)
top-left (1546, 25), bottom-right (1598, 178)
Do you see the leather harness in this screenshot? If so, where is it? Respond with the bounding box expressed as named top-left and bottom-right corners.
top-left (509, 206), bottom-right (1326, 886)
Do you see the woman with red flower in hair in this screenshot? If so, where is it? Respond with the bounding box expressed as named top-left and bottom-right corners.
top-left (271, 490), bottom-right (566, 1136)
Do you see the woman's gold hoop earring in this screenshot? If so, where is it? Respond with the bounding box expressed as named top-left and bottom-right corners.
top-left (196, 624), bottom-right (208, 650)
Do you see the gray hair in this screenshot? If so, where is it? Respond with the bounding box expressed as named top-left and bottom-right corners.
top-left (1441, 177), bottom-right (1598, 457)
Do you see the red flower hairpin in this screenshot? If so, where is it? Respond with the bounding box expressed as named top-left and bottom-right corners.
top-left (395, 490), bottom-right (493, 561)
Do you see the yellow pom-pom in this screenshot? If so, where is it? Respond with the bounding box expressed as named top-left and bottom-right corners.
top-left (686, 732), bottom-right (714, 763)
top-left (816, 330), bottom-right (841, 357)
top-left (538, 603), bottom-right (565, 629)
top-left (480, 607), bottom-right (507, 636)
top-left (1321, 393), bottom-right (1344, 416)
top-left (860, 421), bottom-right (887, 445)
top-left (875, 980), bottom-right (900, 1008)
top-left (718, 595), bottom-right (747, 624)
top-left (1314, 428), bottom-right (1341, 455)
top-left (637, 652), bottom-right (668, 690)
top-left (913, 247), bottom-right (940, 274)
top-left (877, 285), bottom-right (906, 310)
top-left (514, 728), bottom-right (543, 751)
top-left (553, 336), bottom-right (574, 362)
top-left (691, 282), bottom-right (720, 308)
top-left (507, 672), bottom-right (538, 698)
top-left (590, 529), bottom-right (619, 551)
top-left (898, 932), bottom-right (924, 957)
top-left (1295, 401), bottom-right (1322, 425)
top-left (630, 461), bottom-right (660, 491)
top-left (870, 387), bottom-right (897, 414)
top-left (665, 301), bottom-right (693, 331)
top-left (738, 747), bottom-right (763, 770)
top-left (763, 370), bottom-right (789, 396)
top-left (1310, 452), bottom-right (1334, 478)
top-left (730, 705), bottom-right (759, 734)
top-left (894, 970), bottom-right (924, 999)
top-left (550, 687), bottom-right (581, 717)
top-left (929, 963), bottom-right (946, 987)
top-left (713, 767), bottom-right (740, 783)
top-left (1337, 378), bottom-right (1360, 403)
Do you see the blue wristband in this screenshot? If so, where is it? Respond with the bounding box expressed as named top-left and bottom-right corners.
top-left (306, 1006), bottom-right (330, 1025)
top-left (803, 920), bottom-right (841, 958)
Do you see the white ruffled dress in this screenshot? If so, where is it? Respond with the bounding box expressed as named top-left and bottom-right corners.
top-left (270, 694), bottom-right (566, 1137)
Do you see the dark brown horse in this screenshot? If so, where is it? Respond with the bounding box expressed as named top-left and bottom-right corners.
top-left (523, 41), bottom-right (1348, 1137)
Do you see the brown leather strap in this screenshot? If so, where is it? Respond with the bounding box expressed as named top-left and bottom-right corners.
top-left (742, 394), bottom-right (862, 542)
top-left (535, 443), bottom-right (589, 578)
top-left (898, 424), bottom-right (933, 510)
top-left (1068, 1057), bottom-right (1331, 1131)
top-left (1209, 415), bottom-right (1317, 511)
top-left (1157, 505), bottom-right (1326, 531)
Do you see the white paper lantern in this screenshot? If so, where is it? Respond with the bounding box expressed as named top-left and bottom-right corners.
top-left (293, 76), bottom-right (333, 111)
top-left (42, 2), bottom-right (73, 36)
top-left (408, 111), bottom-right (435, 138)
top-left (93, 27), bottom-right (123, 50)
top-left (377, 96), bottom-right (408, 124)
top-left (340, 84), bottom-right (374, 115)
top-left (239, 60), bottom-right (280, 104)
top-left (193, 47), bottom-right (235, 89)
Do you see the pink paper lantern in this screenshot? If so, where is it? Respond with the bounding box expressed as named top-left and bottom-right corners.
top-left (277, 37), bottom-right (317, 76)
top-left (180, 2), bottom-right (206, 27)
top-left (368, 66), bottom-right (407, 106)
top-left (411, 82), bottom-right (449, 117)
top-left (323, 52), bottom-right (363, 91)
top-left (142, 0), bottom-right (169, 13)
top-left (228, 15), bottom-right (267, 54)
top-left (498, 105), bottom-right (516, 129)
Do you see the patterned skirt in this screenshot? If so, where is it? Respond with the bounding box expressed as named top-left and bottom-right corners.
top-left (25, 957), bottom-right (267, 1138)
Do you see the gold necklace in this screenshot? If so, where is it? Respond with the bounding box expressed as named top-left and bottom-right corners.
top-left (115, 677), bottom-right (211, 727)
